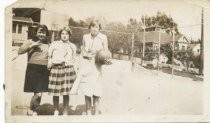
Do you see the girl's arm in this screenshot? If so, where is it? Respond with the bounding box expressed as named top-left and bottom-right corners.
top-left (47, 43), bottom-right (54, 69)
top-left (18, 40), bottom-right (32, 55)
top-left (81, 35), bottom-right (90, 57)
top-left (71, 44), bottom-right (77, 63)
top-left (18, 40), bottom-right (41, 55)
top-left (71, 44), bottom-right (79, 73)
top-left (103, 35), bottom-right (109, 51)
top-left (103, 35), bottom-right (112, 65)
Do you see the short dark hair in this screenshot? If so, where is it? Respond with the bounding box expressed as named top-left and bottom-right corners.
top-left (88, 20), bottom-right (102, 30)
top-left (34, 24), bottom-right (49, 36)
top-left (58, 26), bottom-right (72, 40)
top-left (33, 24), bottom-right (49, 42)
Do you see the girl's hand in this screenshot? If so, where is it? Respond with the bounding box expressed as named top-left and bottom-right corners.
top-left (29, 41), bottom-right (41, 49)
top-left (88, 49), bottom-right (96, 55)
top-left (104, 58), bottom-right (112, 65)
top-left (47, 60), bottom-right (53, 70)
top-left (47, 64), bottom-right (52, 70)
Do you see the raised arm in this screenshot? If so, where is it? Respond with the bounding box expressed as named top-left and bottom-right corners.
top-left (18, 40), bottom-right (32, 55)
top-left (18, 40), bottom-right (41, 55)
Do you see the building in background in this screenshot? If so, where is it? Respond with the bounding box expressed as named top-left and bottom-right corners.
top-left (136, 26), bottom-right (190, 52)
top-left (12, 8), bottom-right (69, 45)
top-left (12, 16), bottom-right (34, 45)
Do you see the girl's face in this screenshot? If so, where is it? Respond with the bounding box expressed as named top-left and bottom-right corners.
top-left (36, 27), bottom-right (47, 41)
top-left (61, 30), bottom-right (70, 42)
top-left (90, 24), bottom-right (100, 37)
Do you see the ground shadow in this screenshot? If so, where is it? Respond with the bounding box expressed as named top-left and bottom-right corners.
top-left (35, 103), bottom-right (86, 115)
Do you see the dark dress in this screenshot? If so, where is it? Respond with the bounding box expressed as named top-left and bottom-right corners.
top-left (23, 41), bottom-right (50, 93)
top-left (24, 63), bottom-right (49, 92)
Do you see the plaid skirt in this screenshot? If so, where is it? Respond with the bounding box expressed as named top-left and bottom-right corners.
top-left (48, 64), bottom-right (76, 96)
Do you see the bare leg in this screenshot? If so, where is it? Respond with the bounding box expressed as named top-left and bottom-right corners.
top-left (63, 95), bottom-right (69, 115)
top-left (85, 95), bottom-right (92, 115)
top-left (93, 95), bottom-right (100, 115)
top-left (53, 96), bottom-right (59, 112)
top-left (30, 92), bottom-right (42, 111)
top-left (34, 92), bottom-right (42, 106)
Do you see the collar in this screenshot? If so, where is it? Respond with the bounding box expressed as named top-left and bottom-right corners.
top-left (89, 32), bottom-right (103, 39)
top-left (59, 40), bottom-right (70, 44)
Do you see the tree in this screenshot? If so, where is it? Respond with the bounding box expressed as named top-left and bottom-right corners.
top-left (69, 17), bottom-right (88, 27)
top-left (105, 22), bottom-right (127, 32)
top-left (103, 22), bottom-right (131, 53)
top-left (141, 11), bottom-right (180, 34)
top-left (68, 17), bottom-right (79, 26)
top-left (127, 18), bottom-right (143, 32)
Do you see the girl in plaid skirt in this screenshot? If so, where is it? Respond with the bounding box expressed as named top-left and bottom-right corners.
top-left (48, 27), bottom-right (77, 115)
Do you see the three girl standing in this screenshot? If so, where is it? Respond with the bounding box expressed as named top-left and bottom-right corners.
top-left (19, 19), bottom-right (109, 115)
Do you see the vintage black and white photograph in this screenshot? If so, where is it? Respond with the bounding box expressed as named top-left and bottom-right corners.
top-left (5, 0), bottom-right (210, 122)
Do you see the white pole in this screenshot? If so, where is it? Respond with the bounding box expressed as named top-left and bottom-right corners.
top-left (143, 15), bottom-right (146, 58)
top-left (172, 26), bottom-right (175, 77)
top-left (157, 29), bottom-right (161, 75)
top-left (141, 15), bottom-right (146, 66)
top-left (131, 32), bottom-right (135, 72)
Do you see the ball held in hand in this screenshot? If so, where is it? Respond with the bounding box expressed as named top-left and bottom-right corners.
top-left (95, 50), bottom-right (112, 65)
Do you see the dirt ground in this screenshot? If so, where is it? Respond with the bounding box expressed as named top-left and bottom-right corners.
top-left (11, 49), bottom-right (203, 115)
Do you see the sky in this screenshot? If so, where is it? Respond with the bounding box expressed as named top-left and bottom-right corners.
top-left (42, 0), bottom-right (205, 40)
top-left (9, 0), bottom-right (210, 40)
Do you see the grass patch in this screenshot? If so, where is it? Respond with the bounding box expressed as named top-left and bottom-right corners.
top-left (161, 67), bottom-right (203, 81)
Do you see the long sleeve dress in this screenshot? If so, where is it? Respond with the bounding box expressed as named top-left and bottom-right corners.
top-left (48, 40), bottom-right (77, 96)
top-left (18, 40), bottom-right (50, 93)
top-left (80, 32), bottom-right (108, 97)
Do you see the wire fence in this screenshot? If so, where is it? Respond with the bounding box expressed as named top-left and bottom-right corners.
top-left (12, 20), bottom-right (202, 77)
top-left (55, 25), bottom-right (201, 76)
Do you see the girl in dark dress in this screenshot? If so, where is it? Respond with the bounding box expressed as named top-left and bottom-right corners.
top-left (18, 24), bottom-right (50, 115)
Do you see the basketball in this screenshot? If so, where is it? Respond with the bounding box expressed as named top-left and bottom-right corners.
top-left (95, 50), bottom-right (112, 65)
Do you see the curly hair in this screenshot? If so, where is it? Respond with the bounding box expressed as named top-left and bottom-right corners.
top-left (58, 26), bottom-right (72, 40)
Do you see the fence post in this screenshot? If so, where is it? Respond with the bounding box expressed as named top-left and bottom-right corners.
top-left (157, 29), bottom-right (161, 75)
top-left (172, 26), bottom-right (175, 77)
top-left (131, 32), bottom-right (135, 72)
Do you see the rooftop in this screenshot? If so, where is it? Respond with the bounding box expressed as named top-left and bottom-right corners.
top-left (13, 16), bottom-right (33, 23)
top-left (136, 31), bottom-right (183, 44)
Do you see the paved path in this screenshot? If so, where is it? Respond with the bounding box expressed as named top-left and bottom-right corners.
top-left (11, 50), bottom-right (202, 115)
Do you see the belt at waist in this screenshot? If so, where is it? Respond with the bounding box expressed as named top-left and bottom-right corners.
top-left (83, 56), bottom-right (92, 60)
top-left (52, 63), bottom-right (72, 68)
